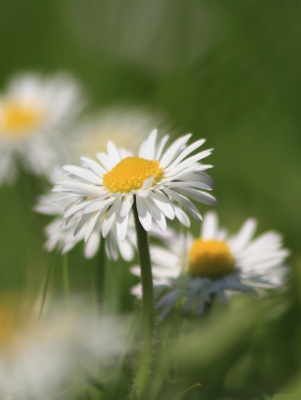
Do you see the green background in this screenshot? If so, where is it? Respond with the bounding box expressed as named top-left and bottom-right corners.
top-left (0, 1), bottom-right (301, 398)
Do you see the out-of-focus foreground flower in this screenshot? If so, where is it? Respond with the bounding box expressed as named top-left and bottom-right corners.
top-left (0, 72), bottom-right (85, 184)
top-left (53, 130), bottom-right (216, 244)
top-left (0, 293), bottom-right (128, 400)
top-left (131, 212), bottom-right (290, 315)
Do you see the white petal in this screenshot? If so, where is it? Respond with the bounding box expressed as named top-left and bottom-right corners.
top-left (174, 206), bottom-right (190, 227)
top-left (167, 139), bottom-right (205, 170)
top-left (84, 231), bottom-right (100, 258)
top-left (136, 196), bottom-right (152, 231)
top-left (105, 233), bottom-right (119, 260)
top-left (102, 198), bottom-right (122, 237)
top-left (148, 190), bottom-right (175, 219)
top-left (83, 198), bottom-right (115, 214)
top-left (73, 213), bottom-right (92, 236)
top-left (107, 141), bottom-right (121, 166)
top-left (162, 164), bottom-right (205, 181)
top-left (80, 157), bottom-right (106, 176)
top-left (96, 152), bottom-right (114, 171)
top-left (142, 176), bottom-right (154, 190)
top-left (63, 165), bottom-right (102, 184)
top-left (154, 211), bottom-right (167, 232)
top-left (137, 190), bottom-right (149, 198)
top-left (165, 188), bottom-right (202, 222)
top-left (138, 140), bottom-right (148, 158)
top-left (85, 211), bottom-right (101, 242)
top-left (167, 181), bottom-right (212, 191)
top-left (64, 200), bottom-right (93, 219)
top-left (144, 129), bottom-right (157, 160)
top-left (155, 135), bottom-right (169, 160)
top-left (201, 212), bottom-right (218, 239)
top-left (165, 149), bottom-right (213, 175)
top-left (119, 195), bottom-right (134, 217)
top-left (116, 212), bottom-right (129, 242)
top-left (175, 187), bottom-right (217, 205)
top-left (229, 219), bottom-right (257, 253)
top-left (130, 266), bottom-right (141, 277)
top-left (131, 283), bottom-right (142, 298)
top-left (159, 134), bottom-right (192, 168)
top-left (118, 239), bottom-right (134, 261)
top-left (144, 197), bottom-right (167, 232)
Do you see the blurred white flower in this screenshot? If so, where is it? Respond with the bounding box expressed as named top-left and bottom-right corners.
top-left (0, 72), bottom-right (86, 184)
top-left (67, 0), bottom-right (215, 72)
top-left (72, 108), bottom-right (159, 160)
top-left (53, 130), bottom-right (216, 243)
top-left (131, 212), bottom-right (290, 315)
top-left (0, 294), bottom-right (128, 400)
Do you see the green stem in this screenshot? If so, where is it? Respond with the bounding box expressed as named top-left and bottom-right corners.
top-left (132, 197), bottom-right (155, 398)
top-left (63, 254), bottom-right (70, 303)
top-left (97, 236), bottom-right (106, 308)
top-left (38, 253), bottom-right (56, 320)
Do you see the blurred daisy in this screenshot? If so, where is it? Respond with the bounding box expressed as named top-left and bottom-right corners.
top-left (53, 129), bottom-right (216, 242)
top-left (0, 294), bottom-right (128, 400)
top-left (131, 212), bottom-right (290, 315)
top-left (0, 72), bottom-right (85, 183)
top-left (72, 107), bottom-right (160, 160)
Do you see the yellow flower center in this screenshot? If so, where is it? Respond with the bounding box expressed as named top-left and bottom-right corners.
top-left (188, 239), bottom-right (235, 278)
top-left (103, 157), bottom-right (164, 193)
top-left (1, 101), bottom-right (44, 137)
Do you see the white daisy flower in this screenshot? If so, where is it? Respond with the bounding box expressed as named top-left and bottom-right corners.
top-left (0, 72), bottom-right (85, 183)
top-left (131, 212), bottom-right (290, 315)
top-left (72, 107), bottom-right (161, 160)
top-left (53, 129), bottom-right (216, 243)
top-left (0, 294), bottom-right (128, 400)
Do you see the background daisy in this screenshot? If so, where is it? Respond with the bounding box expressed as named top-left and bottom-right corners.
top-left (0, 72), bottom-right (86, 183)
top-left (72, 107), bottom-right (161, 160)
top-left (0, 294), bottom-right (128, 400)
top-left (131, 212), bottom-right (290, 315)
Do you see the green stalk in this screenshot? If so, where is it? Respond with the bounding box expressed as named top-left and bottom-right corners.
top-left (97, 236), bottom-right (106, 308)
top-left (63, 254), bottom-right (70, 304)
top-left (132, 197), bottom-right (155, 398)
top-left (38, 252), bottom-right (56, 320)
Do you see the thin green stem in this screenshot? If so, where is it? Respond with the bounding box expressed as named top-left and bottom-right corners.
top-left (38, 253), bottom-right (56, 320)
top-left (131, 197), bottom-right (155, 398)
top-left (97, 237), bottom-right (106, 308)
top-left (63, 254), bottom-right (70, 303)
top-left (133, 199), bottom-right (154, 336)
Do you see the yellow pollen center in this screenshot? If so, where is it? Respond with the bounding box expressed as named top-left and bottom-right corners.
top-left (1, 102), bottom-right (44, 137)
top-left (188, 239), bottom-right (235, 278)
top-left (103, 157), bottom-right (164, 193)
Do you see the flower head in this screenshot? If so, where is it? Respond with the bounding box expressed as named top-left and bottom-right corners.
top-left (0, 294), bottom-right (128, 400)
top-left (0, 72), bottom-right (85, 183)
top-left (53, 130), bottom-right (216, 242)
top-left (131, 212), bottom-right (290, 316)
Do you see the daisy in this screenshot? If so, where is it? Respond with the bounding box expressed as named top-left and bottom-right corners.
top-left (72, 107), bottom-right (160, 160)
top-left (131, 212), bottom-right (290, 315)
top-left (0, 72), bottom-right (85, 183)
top-left (53, 129), bottom-right (216, 242)
top-left (0, 294), bottom-right (128, 400)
